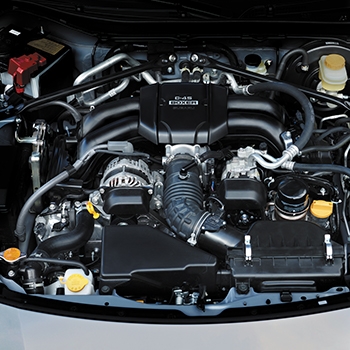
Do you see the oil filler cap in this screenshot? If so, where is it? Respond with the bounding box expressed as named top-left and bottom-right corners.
top-left (66, 274), bottom-right (89, 293)
top-left (310, 200), bottom-right (333, 219)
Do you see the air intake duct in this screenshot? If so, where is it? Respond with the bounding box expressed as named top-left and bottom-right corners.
top-left (163, 157), bottom-right (243, 257)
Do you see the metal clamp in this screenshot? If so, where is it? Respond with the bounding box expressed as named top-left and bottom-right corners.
top-left (244, 235), bottom-right (252, 262)
top-left (324, 234), bottom-right (333, 262)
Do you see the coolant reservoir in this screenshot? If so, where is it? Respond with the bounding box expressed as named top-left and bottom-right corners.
top-left (60, 268), bottom-right (94, 295)
top-left (318, 54), bottom-right (348, 91)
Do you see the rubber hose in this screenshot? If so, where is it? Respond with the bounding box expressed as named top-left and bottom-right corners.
top-left (163, 158), bottom-right (205, 240)
top-left (293, 163), bottom-right (350, 177)
top-left (15, 170), bottom-right (70, 242)
top-left (247, 82), bottom-right (315, 150)
top-left (302, 134), bottom-right (350, 154)
top-left (31, 210), bottom-right (94, 258)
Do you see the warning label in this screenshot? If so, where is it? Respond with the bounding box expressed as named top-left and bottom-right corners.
top-left (28, 38), bottom-right (64, 56)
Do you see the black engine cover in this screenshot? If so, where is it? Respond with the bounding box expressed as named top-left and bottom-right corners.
top-left (139, 83), bottom-right (228, 144)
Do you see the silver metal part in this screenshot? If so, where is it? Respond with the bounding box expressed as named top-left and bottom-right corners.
top-left (25, 121), bottom-right (47, 193)
top-left (244, 235), bottom-right (252, 262)
top-left (221, 146), bottom-right (260, 180)
top-left (101, 158), bottom-right (153, 187)
top-left (187, 212), bottom-right (212, 246)
top-left (34, 201), bottom-right (73, 243)
top-left (324, 234), bottom-right (333, 261)
top-left (72, 53), bottom-right (156, 106)
top-left (163, 144), bottom-right (208, 165)
top-left (280, 131), bottom-right (293, 149)
top-left (150, 172), bottom-right (164, 210)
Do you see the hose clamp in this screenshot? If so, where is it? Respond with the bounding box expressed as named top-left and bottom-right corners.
top-left (187, 212), bottom-right (211, 246)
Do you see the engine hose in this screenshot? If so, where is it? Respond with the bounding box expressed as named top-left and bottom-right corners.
top-left (293, 163), bottom-right (350, 178)
top-left (81, 97), bottom-right (140, 137)
top-left (275, 48), bottom-right (309, 80)
top-left (163, 157), bottom-right (205, 240)
top-left (24, 100), bottom-right (82, 123)
top-left (247, 82), bottom-right (315, 151)
top-left (15, 170), bottom-right (71, 242)
top-left (163, 158), bottom-right (243, 256)
top-left (31, 210), bottom-right (94, 258)
top-left (302, 134), bottom-right (350, 154)
top-left (78, 116), bottom-right (139, 158)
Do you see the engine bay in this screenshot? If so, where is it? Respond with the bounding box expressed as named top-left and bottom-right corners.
top-left (1, 10), bottom-right (350, 310)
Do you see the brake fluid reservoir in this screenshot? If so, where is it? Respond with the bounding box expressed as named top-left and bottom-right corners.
top-left (61, 268), bottom-right (94, 295)
top-left (318, 54), bottom-right (348, 91)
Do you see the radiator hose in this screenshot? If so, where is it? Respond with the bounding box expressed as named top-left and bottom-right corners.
top-left (23, 210), bottom-right (94, 294)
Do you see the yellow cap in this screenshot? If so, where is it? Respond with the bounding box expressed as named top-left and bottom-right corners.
top-left (310, 200), bottom-right (333, 219)
top-left (65, 274), bottom-right (89, 293)
top-left (3, 248), bottom-right (21, 262)
top-left (86, 201), bottom-right (100, 219)
top-left (325, 54), bottom-right (346, 70)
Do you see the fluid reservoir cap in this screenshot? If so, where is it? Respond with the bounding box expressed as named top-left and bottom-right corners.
top-left (325, 54), bottom-right (346, 70)
top-left (310, 200), bottom-right (333, 219)
top-left (66, 274), bottom-right (89, 292)
top-left (3, 248), bottom-right (21, 262)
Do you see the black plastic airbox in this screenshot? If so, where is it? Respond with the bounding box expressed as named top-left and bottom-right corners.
top-left (100, 225), bottom-right (217, 295)
top-left (139, 83), bottom-right (228, 144)
top-left (229, 221), bottom-right (344, 292)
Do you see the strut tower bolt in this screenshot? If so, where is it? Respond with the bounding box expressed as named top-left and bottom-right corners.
top-left (169, 54), bottom-right (177, 62)
top-left (191, 54), bottom-right (199, 63)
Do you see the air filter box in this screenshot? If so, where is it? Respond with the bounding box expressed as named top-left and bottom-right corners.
top-left (100, 225), bottom-right (217, 296)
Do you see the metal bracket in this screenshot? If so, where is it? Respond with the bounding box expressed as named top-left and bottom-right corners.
top-left (324, 234), bottom-right (333, 262)
top-left (244, 235), bottom-right (252, 263)
top-left (280, 131), bottom-right (293, 149)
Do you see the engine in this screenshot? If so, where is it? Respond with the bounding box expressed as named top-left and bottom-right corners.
top-left (1, 22), bottom-right (350, 307)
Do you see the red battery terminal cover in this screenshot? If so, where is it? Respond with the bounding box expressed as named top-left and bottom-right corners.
top-left (8, 52), bottom-right (47, 93)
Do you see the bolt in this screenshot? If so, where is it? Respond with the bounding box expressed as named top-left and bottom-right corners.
top-left (320, 188), bottom-right (326, 196)
top-left (191, 54), bottom-right (199, 63)
top-left (74, 201), bottom-right (81, 209)
top-left (167, 66), bottom-right (173, 74)
top-left (169, 54), bottom-right (177, 62)
top-left (49, 203), bottom-right (57, 211)
top-left (99, 188), bottom-right (105, 195)
top-left (8, 270), bottom-right (15, 278)
top-left (101, 285), bottom-right (111, 294)
top-left (148, 189), bottom-right (153, 195)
